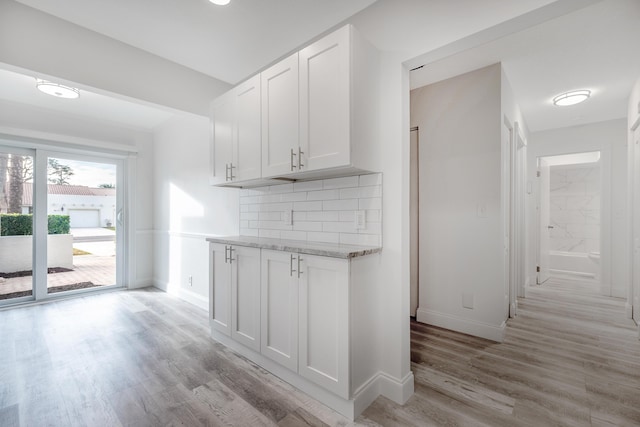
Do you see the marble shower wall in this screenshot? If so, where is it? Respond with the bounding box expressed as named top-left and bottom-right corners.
top-left (239, 173), bottom-right (382, 246)
top-left (549, 163), bottom-right (600, 253)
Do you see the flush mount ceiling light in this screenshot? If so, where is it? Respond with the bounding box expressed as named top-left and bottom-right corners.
top-left (552, 89), bottom-right (590, 106)
top-left (209, 0), bottom-right (230, 5)
top-left (35, 78), bottom-right (80, 99)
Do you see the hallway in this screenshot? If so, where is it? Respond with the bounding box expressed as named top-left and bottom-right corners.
top-left (362, 279), bottom-right (640, 426)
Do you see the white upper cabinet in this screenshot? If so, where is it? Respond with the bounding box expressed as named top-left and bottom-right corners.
top-left (210, 24), bottom-right (378, 187)
top-left (210, 75), bottom-right (261, 185)
top-left (261, 53), bottom-right (299, 177)
top-left (299, 25), bottom-right (351, 172)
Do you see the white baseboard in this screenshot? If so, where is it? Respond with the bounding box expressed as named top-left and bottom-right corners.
top-left (416, 308), bottom-right (506, 342)
top-left (153, 279), bottom-right (208, 310)
top-left (611, 286), bottom-right (627, 299)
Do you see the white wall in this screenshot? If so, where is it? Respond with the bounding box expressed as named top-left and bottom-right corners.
top-left (152, 114), bottom-right (239, 309)
top-left (411, 64), bottom-right (506, 342)
top-left (527, 119), bottom-right (628, 298)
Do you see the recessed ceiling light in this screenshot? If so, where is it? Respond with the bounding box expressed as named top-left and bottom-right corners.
top-left (209, 0), bottom-right (230, 5)
top-left (35, 78), bottom-right (80, 99)
top-left (552, 90), bottom-right (590, 106)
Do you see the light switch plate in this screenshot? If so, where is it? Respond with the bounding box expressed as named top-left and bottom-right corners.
top-left (283, 210), bottom-right (293, 226)
top-left (355, 210), bottom-right (366, 229)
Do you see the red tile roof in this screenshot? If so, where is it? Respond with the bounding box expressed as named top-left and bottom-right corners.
top-left (21, 183), bottom-right (115, 206)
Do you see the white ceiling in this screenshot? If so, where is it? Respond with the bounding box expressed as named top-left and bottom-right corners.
top-left (1, 0), bottom-right (638, 135)
top-left (410, 0), bottom-right (640, 132)
top-left (13, 0), bottom-right (376, 85)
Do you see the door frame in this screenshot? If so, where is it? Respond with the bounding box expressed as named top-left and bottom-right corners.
top-left (0, 134), bottom-right (133, 305)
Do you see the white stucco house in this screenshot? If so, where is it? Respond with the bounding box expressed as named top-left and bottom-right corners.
top-left (21, 183), bottom-right (116, 228)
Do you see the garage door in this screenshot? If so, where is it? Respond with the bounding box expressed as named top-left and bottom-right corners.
top-left (68, 209), bottom-right (100, 228)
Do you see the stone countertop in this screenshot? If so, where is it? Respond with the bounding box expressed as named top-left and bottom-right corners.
top-left (205, 236), bottom-right (381, 259)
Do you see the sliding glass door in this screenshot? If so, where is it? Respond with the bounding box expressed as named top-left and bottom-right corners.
top-left (0, 146), bottom-right (35, 305)
top-left (0, 144), bottom-right (125, 306)
top-left (45, 154), bottom-right (123, 295)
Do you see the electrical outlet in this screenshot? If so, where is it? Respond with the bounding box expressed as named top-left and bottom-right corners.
top-left (188, 275), bottom-right (193, 286)
top-left (283, 210), bottom-right (293, 226)
top-left (355, 210), bottom-right (366, 229)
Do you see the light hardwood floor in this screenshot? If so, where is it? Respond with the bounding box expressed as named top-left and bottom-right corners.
top-left (0, 279), bottom-right (638, 426)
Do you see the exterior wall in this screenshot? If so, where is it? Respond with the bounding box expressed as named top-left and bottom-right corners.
top-left (48, 194), bottom-right (116, 227)
top-left (0, 234), bottom-right (73, 273)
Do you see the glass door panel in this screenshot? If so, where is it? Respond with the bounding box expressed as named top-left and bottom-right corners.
top-left (46, 156), bottom-right (119, 294)
top-left (0, 150), bottom-right (35, 304)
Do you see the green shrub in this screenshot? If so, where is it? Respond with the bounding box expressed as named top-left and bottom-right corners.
top-left (0, 214), bottom-right (70, 236)
top-left (48, 215), bottom-right (70, 235)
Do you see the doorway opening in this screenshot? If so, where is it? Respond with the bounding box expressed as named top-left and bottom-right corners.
top-left (537, 151), bottom-right (602, 290)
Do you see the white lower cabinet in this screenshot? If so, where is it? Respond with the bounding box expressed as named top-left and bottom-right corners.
top-left (209, 243), bottom-right (261, 351)
top-left (209, 242), bottom-right (375, 419)
top-left (297, 253), bottom-right (349, 398)
top-left (260, 249), bottom-right (299, 371)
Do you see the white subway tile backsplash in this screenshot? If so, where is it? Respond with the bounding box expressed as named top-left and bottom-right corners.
top-left (240, 173), bottom-right (382, 245)
top-left (281, 230), bottom-right (307, 241)
top-left (294, 221), bottom-right (323, 232)
top-left (324, 199), bottom-right (358, 211)
top-left (323, 176), bottom-right (359, 189)
top-left (240, 228), bottom-right (259, 237)
top-left (307, 189), bottom-right (340, 201)
top-left (359, 173), bottom-right (382, 186)
top-left (293, 180), bottom-right (323, 192)
top-left (281, 192), bottom-right (308, 202)
top-left (259, 229), bottom-right (281, 239)
top-left (359, 198), bottom-right (382, 210)
top-left (307, 211), bottom-right (340, 222)
top-left (339, 211), bottom-right (356, 222)
top-left (323, 221), bottom-right (356, 233)
top-left (359, 185), bottom-right (381, 198)
top-left (340, 233), bottom-right (380, 246)
top-left (269, 183), bottom-right (294, 193)
top-left (294, 201), bottom-right (323, 211)
top-left (307, 231), bottom-right (340, 244)
top-left (293, 211), bottom-right (307, 221)
top-left (259, 212), bottom-right (281, 221)
top-left (339, 188), bottom-right (360, 199)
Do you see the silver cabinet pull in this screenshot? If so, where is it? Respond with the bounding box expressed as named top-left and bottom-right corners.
top-left (229, 163), bottom-right (236, 181)
top-left (290, 253), bottom-right (296, 276)
top-left (298, 147), bottom-right (304, 169)
top-left (290, 148), bottom-right (297, 171)
top-left (228, 246), bottom-right (235, 263)
top-left (297, 256), bottom-right (303, 278)
top-left (224, 245), bottom-right (229, 263)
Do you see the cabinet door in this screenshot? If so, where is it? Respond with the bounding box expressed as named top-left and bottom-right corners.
top-left (298, 255), bottom-right (350, 398)
top-left (260, 249), bottom-right (298, 371)
top-left (230, 246), bottom-right (261, 351)
top-left (210, 91), bottom-right (235, 185)
top-left (299, 25), bottom-right (351, 172)
top-left (210, 243), bottom-right (231, 335)
top-left (261, 53), bottom-right (299, 177)
top-left (234, 75), bottom-right (261, 182)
